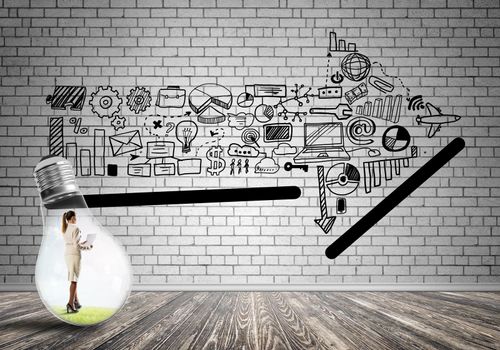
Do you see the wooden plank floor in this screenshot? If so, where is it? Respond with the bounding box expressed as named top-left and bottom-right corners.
top-left (0, 292), bottom-right (498, 349)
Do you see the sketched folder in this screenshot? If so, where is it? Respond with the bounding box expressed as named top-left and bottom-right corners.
top-left (156, 86), bottom-right (186, 108)
top-left (109, 130), bottom-right (143, 156)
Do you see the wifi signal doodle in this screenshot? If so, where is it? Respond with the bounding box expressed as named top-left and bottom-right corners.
top-left (407, 95), bottom-right (425, 111)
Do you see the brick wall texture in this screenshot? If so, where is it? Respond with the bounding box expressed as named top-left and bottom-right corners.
top-left (0, 0), bottom-right (499, 286)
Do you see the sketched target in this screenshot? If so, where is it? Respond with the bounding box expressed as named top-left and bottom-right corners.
top-left (241, 128), bottom-right (260, 146)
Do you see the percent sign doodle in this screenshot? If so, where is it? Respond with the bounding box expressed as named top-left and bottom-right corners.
top-left (69, 117), bottom-right (88, 135)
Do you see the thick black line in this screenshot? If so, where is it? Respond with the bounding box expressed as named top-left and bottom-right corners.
top-left (325, 137), bottom-right (465, 260)
top-left (46, 186), bottom-right (301, 209)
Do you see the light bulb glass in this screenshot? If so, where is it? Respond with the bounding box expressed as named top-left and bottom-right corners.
top-left (175, 120), bottom-right (198, 153)
top-left (34, 155), bottom-right (132, 326)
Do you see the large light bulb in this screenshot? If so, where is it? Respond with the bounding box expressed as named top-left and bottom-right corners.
top-left (33, 155), bottom-right (132, 326)
top-left (175, 120), bottom-right (198, 153)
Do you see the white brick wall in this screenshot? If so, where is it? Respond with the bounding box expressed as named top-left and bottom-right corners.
top-left (0, 0), bottom-right (499, 287)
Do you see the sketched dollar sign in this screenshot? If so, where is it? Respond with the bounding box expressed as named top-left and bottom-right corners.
top-left (206, 146), bottom-right (226, 176)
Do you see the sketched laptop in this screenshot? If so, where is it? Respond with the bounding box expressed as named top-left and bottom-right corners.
top-left (294, 122), bottom-right (351, 163)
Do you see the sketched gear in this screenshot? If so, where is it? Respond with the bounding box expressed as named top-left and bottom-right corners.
top-left (111, 115), bottom-right (126, 131)
top-left (127, 87), bottom-right (152, 114)
top-left (90, 86), bottom-right (122, 118)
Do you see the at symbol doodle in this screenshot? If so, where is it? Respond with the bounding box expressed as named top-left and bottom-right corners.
top-left (347, 117), bottom-right (376, 145)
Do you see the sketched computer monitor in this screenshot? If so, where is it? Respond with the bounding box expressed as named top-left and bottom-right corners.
top-left (304, 122), bottom-right (344, 148)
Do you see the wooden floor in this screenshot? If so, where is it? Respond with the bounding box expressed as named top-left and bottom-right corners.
top-left (0, 292), bottom-right (498, 349)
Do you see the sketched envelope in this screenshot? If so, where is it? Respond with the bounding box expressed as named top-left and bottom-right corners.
top-left (109, 130), bottom-right (143, 156)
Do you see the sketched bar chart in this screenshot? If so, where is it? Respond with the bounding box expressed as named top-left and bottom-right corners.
top-left (355, 94), bottom-right (402, 123)
top-left (328, 31), bottom-right (357, 52)
top-left (93, 129), bottom-right (106, 176)
top-left (49, 117), bottom-right (64, 157)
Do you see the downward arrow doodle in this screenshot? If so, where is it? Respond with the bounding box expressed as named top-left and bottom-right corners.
top-left (314, 166), bottom-right (336, 234)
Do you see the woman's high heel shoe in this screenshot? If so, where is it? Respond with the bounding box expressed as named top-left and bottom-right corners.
top-left (74, 300), bottom-right (82, 309)
top-left (66, 303), bottom-right (78, 313)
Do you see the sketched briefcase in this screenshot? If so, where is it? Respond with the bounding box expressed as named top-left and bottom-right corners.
top-left (156, 86), bottom-right (186, 108)
top-left (109, 130), bottom-right (143, 156)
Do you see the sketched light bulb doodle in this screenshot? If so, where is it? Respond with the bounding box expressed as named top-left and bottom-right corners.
top-left (33, 156), bottom-right (132, 326)
top-left (176, 120), bottom-right (198, 153)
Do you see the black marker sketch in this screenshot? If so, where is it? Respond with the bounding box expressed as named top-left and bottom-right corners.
top-left (206, 146), bottom-right (225, 176)
top-left (318, 86), bottom-right (342, 100)
top-left (330, 71), bottom-right (344, 85)
top-left (244, 159), bottom-right (249, 174)
top-left (315, 166), bottom-right (336, 234)
top-left (346, 117), bottom-right (376, 145)
top-left (326, 138), bottom-right (465, 259)
top-left (109, 130), bottom-right (142, 157)
top-left (372, 61), bottom-right (411, 97)
top-left (382, 125), bottom-right (411, 152)
top-left (237, 159), bottom-right (242, 174)
top-left (416, 102), bottom-right (461, 138)
top-left (241, 128), bottom-right (260, 147)
top-left (177, 158), bottom-right (202, 176)
top-left (228, 143), bottom-right (260, 158)
top-left (49, 117), bottom-right (64, 156)
top-left (79, 148), bottom-right (91, 176)
top-left (228, 112), bottom-right (254, 130)
top-left (368, 76), bottom-right (394, 94)
top-left (237, 92), bottom-right (254, 107)
top-left (325, 162), bottom-right (360, 195)
top-left (189, 83), bottom-right (232, 124)
top-left (46, 86), bottom-right (86, 111)
top-left (130, 154), bottom-right (140, 161)
top-left (128, 163), bottom-right (151, 177)
top-left (107, 164), bottom-right (118, 177)
top-left (89, 86), bottom-right (122, 118)
top-left (355, 94), bottom-right (402, 123)
top-left (328, 30), bottom-right (358, 53)
top-left (274, 84), bottom-right (312, 122)
top-left (154, 162), bottom-right (176, 176)
top-left (263, 123), bottom-right (292, 143)
top-left (336, 197), bottom-right (347, 214)
top-left (195, 127), bottom-right (226, 157)
top-left (110, 115), bottom-right (126, 131)
top-left (255, 154), bottom-right (279, 174)
top-left (175, 120), bottom-right (198, 153)
top-left (254, 104), bottom-right (274, 123)
top-left (156, 86), bottom-right (186, 108)
top-left (143, 114), bottom-right (176, 138)
top-left (74, 186), bottom-right (302, 209)
top-left (345, 147), bottom-right (381, 158)
top-left (341, 53), bottom-right (371, 82)
top-left (294, 122), bottom-right (351, 163)
top-left (69, 117), bottom-right (88, 134)
top-left (93, 129), bottom-right (106, 176)
top-left (407, 95), bottom-right (425, 111)
top-left (309, 103), bottom-right (352, 120)
top-left (345, 83), bottom-right (368, 105)
top-left (230, 159), bottom-right (235, 175)
top-left (126, 87), bottom-right (152, 114)
top-left (284, 162), bottom-right (308, 172)
top-left (65, 142), bottom-right (78, 176)
top-left (272, 143), bottom-right (297, 156)
top-left (363, 146), bottom-right (418, 194)
top-left (245, 84), bottom-right (287, 98)
top-left (147, 141), bottom-right (175, 159)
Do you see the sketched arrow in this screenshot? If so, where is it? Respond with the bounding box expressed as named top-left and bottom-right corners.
top-left (314, 166), bottom-right (336, 234)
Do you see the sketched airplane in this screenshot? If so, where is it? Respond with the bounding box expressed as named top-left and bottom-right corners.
top-left (416, 102), bottom-right (461, 138)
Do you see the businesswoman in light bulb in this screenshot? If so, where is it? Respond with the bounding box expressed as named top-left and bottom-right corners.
top-left (61, 210), bottom-right (92, 313)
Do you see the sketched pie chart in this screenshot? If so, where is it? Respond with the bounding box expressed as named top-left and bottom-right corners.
top-left (188, 83), bottom-right (232, 114)
top-left (382, 125), bottom-right (411, 152)
top-left (326, 163), bottom-right (360, 196)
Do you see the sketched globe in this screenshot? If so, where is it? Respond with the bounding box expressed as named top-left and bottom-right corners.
top-left (341, 53), bottom-right (371, 82)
